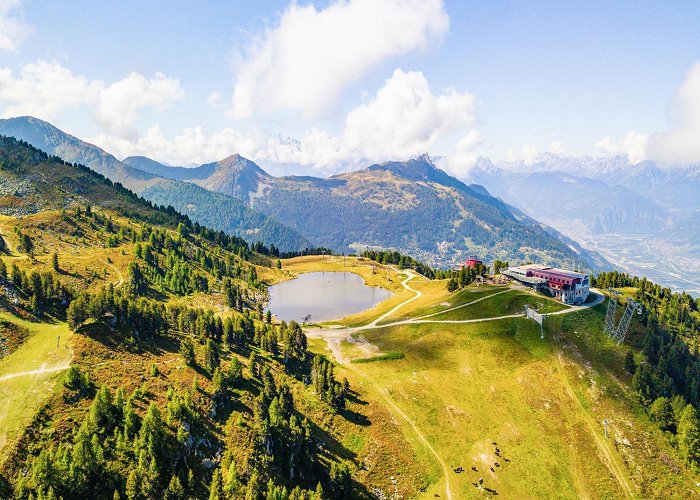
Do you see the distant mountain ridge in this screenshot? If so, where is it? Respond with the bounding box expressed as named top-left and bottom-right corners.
top-left (121, 149), bottom-right (606, 270)
top-left (125, 153), bottom-right (273, 201)
top-left (0, 116), bottom-right (609, 270)
top-left (0, 117), bottom-right (309, 251)
top-left (491, 153), bottom-right (700, 211)
top-left (465, 155), bottom-right (700, 294)
top-left (467, 161), bottom-right (669, 236)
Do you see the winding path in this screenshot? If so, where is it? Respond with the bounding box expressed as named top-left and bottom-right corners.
top-left (304, 269), bottom-right (606, 500)
top-left (0, 364), bottom-right (70, 382)
top-left (99, 259), bottom-right (124, 287)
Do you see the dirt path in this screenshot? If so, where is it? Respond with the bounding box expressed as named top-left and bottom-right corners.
top-left (556, 354), bottom-right (634, 498)
top-left (0, 363), bottom-right (71, 382)
top-left (100, 259), bottom-right (124, 287)
top-left (341, 357), bottom-right (454, 500)
top-left (368, 269), bottom-right (423, 327)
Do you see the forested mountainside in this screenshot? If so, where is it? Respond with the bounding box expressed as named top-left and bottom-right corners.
top-left (0, 118), bottom-right (308, 252)
top-left (0, 117), bottom-right (607, 271)
top-left (0, 138), bottom-right (410, 499)
top-left (124, 152), bottom-right (607, 271)
top-left (124, 154), bottom-right (273, 201)
top-left (141, 182), bottom-right (309, 252)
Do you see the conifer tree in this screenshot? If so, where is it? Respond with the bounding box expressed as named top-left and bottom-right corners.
top-left (678, 404), bottom-right (700, 465)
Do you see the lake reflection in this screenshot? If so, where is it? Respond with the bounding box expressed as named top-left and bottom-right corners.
top-left (268, 272), bottom-right (393, 323)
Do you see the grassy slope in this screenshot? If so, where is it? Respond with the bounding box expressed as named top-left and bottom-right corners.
top-left (285, 264), bottom-right (698, 498)
top-left (333, 311), bottom-right (697, 498)
top-left (0, 313), bottom-right (72, 460)
top-left (427, 289), bottom-right (569, 321)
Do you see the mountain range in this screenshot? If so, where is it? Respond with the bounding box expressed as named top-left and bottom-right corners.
top-left (0, 116), bottom-right (309, 252)
top-left (0, 116), bottom-right (605, 271)
top-left (465, 155), bottom-right (700, 295)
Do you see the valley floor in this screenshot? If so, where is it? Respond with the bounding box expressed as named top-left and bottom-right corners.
top-left (577, 233), bottom-right (700, 298)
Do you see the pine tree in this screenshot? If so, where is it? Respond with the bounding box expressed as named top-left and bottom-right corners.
top-left (51, 252), bottom-right (59, 271)
top-left (179, 338), bottom-right (196, 366)
top-left (228, 357), bottom-right (243, 386)
top-left (164, 475), bottom-right (185, 500)
top-left (208, 469), bottom-right (223, 500)
top-left (649, 396), bottom-right (674, 431)
top-left (678, 404), bottom-right (700, 465)
top-left (203, 339), bottom-right (219, 373)
top-left (125, 469), bottom-right (139, 500)
top-left (224, 461), bottom-right (240, 495)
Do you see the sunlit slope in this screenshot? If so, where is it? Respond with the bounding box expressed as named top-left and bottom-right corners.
top-left (303, 279), bottom-right (699, 498)
top-left (0, 313), bottom-right (72, 459)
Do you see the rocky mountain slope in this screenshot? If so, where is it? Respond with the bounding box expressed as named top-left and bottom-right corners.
top-left (126, 152), bottom-right (606, 270)
top-left (0, 117), bottom-right (308, 251)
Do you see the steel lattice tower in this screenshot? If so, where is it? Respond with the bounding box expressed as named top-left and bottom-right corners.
top-left (604, 288), bottom-right (619, 334)
top-left (611, 299), bottom-right (641, 345)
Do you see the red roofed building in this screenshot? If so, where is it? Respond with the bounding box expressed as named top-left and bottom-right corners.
top-left (465, 256), bottom-right (483, 268)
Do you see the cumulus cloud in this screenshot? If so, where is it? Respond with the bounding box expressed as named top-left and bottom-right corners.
top-left (0, 61), bottom-right (103, 120)
top-left (94, 68), bottom-right (477, 172)
top-left (95, 72), bottom-right (184, 139)
top-left (229, 0), bottom-right (449, 118)
top-left (0, 60), bottom-right (184, 137)
top-left (648, 61), bottom-right (700, 165)
top-left (341, 69), bottom-right (476, 159)
top-left (93, 125), bottom-right (259, 167)
top-left (594, 129), bottom-right (649, 163)
top-left (439, 129), bottom-right (481, 177)
top-left (506, 144), bottom-right (542, 165)
top-left (0, 0), bottom-right (28, 51)
top-left (93, 125), bottom-right (349, 169)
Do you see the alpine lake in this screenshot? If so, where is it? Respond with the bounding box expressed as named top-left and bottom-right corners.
top-left (267, 271), bottom-right (393, 323)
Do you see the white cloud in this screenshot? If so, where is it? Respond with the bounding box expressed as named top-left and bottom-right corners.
top-left (229, 0), bottom-right (449, 119)
top-left (95, 68), bottom-right (477, 172)
top-left (341, 68), bottom-right (476, 159)
top-left (0, 60), bottom-right (184, 138)
top-left (506, 144), bottom-right (541, 165)
top-left (0, 60), bottom-right (103, 120)
top-left (440, 129), bottom-right (481, 177)
top-left (648, 61), bottom-right (700, 165)
top-left (95, 72), bottom-right (184, 139)
top-left (0, 0), bottom-right (28, 51)
top-left (548, 140), bottom-right (566, 155)
top-left (93, 125), bottom-right (347, 170)
top-left (594, 130), bottom-right (649, 163)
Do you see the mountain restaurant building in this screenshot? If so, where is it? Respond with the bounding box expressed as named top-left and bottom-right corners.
top-left (503, 264), bottom-right (590, 304)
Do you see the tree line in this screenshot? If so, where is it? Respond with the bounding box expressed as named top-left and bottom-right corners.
top-left (596, 271), bottom-right (700, 467)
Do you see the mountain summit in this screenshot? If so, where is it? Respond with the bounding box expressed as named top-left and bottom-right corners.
top-left (0, 117), bottom-right (309, 251)
top-left (127, 151), bottom-right (605, 270)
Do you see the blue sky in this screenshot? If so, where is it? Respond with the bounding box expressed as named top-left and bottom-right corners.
top-left (1, 0), bottom-right (699, 174)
